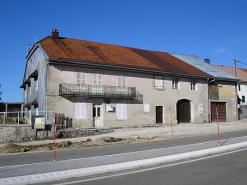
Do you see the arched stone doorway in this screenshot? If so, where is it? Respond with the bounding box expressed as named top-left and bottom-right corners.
top-left (177, 99), bottom-right (191, 123)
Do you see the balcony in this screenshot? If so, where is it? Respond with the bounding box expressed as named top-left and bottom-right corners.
top-left (59, 83), bottom-right (136, 98)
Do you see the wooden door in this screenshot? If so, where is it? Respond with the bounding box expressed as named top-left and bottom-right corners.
top-left (156, 106), bottom-right (163, 123)
top-left (177, 99), bottom-right (191, 123)
top-left (211, 102), bottom-right (226, 122)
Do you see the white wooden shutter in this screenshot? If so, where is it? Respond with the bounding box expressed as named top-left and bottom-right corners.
top-left (122, 103), bottom-right (127, 119)
top-left (76, 72), bottom-right (86, 84)
top-left (116, 104), bottom-right (122, 119)
top-left (116, 103), bottom-right (127, 120)
top-left (155, 76), bottom-right (163, 89)
top-left (81, 103), bottom-right (86, 119)
top-left (74, 103), bottom-right (87, 119)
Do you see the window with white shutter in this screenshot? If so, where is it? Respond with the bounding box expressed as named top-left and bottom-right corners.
top-left (92, 74), bottom-right (102, 85)
top-left (116, 103), bottom-right (127, 120)
top-left (154, 76), bottom-right (164, 89)
top-left (74, 102), bottom-right (87, 119)
top-left (76, 72), bottom-right (86, 85)
top-left (75, 72), bottom-right (87, 92)
top-left (117, 75), bottom-right (127, 92)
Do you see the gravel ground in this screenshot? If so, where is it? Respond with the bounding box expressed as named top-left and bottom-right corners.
top-left (0, 119), bottom-right (247, 155)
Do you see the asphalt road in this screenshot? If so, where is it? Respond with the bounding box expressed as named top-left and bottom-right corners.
top-left (52, 148), bottom-right (247, 185)
top-left (0, 130), bottom-right (246, 167)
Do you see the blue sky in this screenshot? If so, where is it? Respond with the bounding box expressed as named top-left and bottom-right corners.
top-left (0, 0), bottom-right (247, 102)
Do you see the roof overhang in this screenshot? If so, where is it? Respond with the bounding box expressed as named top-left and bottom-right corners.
top-left (49, 59), bottom-right (212, 79)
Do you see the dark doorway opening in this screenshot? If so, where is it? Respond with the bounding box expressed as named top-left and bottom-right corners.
top-left (156, 106), bottom-right (163, 123)
top-left (177, 99), bottom-right (191, 123)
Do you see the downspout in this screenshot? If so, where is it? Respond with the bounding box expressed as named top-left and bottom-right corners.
top-left (207, 78), bottom-right (210, 123)
top-left (235, 81), bottom-right (239, 121)
top-left (45, 61), bottom-right (49, 125)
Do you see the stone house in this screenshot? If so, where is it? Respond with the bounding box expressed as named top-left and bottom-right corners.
top-left (21, 29), bottom-right (227, 128)
top-left (211, 65), bottom-right (247, 119)
top-left (171, 54), bottom-right (240, 122)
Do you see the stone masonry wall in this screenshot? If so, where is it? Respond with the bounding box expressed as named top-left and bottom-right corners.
top-left (0, 125), bottom-right (111, 142)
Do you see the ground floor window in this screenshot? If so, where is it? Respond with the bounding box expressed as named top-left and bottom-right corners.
top-left (116, 103), bottom-right (127, 120)
top-left (74, 102), bottom-right (86, 119)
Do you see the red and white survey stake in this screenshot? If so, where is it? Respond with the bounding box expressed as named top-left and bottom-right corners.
top-left (170, 108), bottom-right (173, 138)
top-left (216, 107), bottom-right (221, 147)
top-left (53, 112), bottom-right (56, 162)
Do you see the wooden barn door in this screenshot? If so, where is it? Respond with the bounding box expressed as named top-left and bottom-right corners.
top-left (211, 102), bottom-right (226, 122)
top-left (177, 99), bottom-right (191, 123)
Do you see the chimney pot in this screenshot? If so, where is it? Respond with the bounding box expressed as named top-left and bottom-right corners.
top-left (204, 58), bottom-right (210, 64)
top-left (51, 29), bottom-right (59, 39)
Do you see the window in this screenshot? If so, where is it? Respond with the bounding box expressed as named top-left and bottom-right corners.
top-left (238, 85), bottom-right (241, 91)
top-left (35, 107), bottom-right (39, 115)
top-left (242, 96), bottom-right (245, 103)
top-left (75, 72), bottom-right (87, 92)
top-left (24, 88), bottom-right (27, 99)
top-left (154, 76), bottom-right (164, 89)
top-left (191, 79), bottom-right (196, 90)
top-left (76, 72), bottom-right (87, 85)
top-left (74, 102), bottom-right (87, 119)
top-left (172, 78), bottom-right (179, 89)
top-left (29, 85), bottom-right (31, 96)
top-left (35, 79), bottom-right (38, 92)
top-left (116, 103), bottom-right (127, 120)
top-left (92, 73), bottom-right (103, 93)
top-left (117, 75), bottom-right (127, 91)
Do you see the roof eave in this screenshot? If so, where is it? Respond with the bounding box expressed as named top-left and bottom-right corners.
top-left (49, 59), bottom-right (211, 79)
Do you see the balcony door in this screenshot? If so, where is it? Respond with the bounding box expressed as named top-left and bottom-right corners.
top-left (93, 104), bottom-right (103, 127)
top-left (117, 75), bottom-right (127, 93)
top-left (92, 74), bottom-right (103, 95)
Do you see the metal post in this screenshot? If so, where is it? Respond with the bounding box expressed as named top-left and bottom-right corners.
top-left (3, 112), bottom-right (5, 125)
top-left (170, 108), bottom-right (173, 138)
top-left (53, 112), bottom-right (56, 162)
top-left (216, 107), bottom-right (220, 147)
top-left (18, 112), bottom-right (19, 124)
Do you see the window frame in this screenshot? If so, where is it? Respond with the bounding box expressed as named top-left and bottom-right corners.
top-left (172, 78), bottom-right (179, 90)
top-left (154, 75), bottom-right (164, 89)
top-left (191, 79), bottom-right (196, 90)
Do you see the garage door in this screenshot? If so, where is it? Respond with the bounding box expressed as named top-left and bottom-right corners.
top-left (211, 102), bottom-right (226, 122)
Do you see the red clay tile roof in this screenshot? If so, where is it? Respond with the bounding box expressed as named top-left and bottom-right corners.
top-left (240, 68), bottom-right (247, 73)
top-left (38, 36), bottom-right (211, 77)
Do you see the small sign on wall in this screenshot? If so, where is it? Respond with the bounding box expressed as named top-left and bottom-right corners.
top-left (32, 115), bottom-right (45, 129)
top-left (144, 103), bottom-right (150, 113)
top-left (198, 104), bottom-right (204, 113)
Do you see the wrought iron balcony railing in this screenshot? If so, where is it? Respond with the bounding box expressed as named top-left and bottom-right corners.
top-left (59, 83), bottom-right (136, 98)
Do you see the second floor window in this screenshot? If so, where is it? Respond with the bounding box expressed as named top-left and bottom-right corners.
top-left (238, 85), bottom-right (241, 91)
top-left (154, 76), bottom-right (164, 89)
top-left (76, 72), bottom-right (86, 85)
top-left (172, 78), bottom-right (179, 89)
top-left (191, 79), bottom-right (196, 90)
top-left (92, 73), bottom-right (102, 86)
top-left (117, 75), bottom-right (127, 92)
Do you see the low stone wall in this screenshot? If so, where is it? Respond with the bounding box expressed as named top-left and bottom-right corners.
top-left (0, 125), bottom-right (112, 143)
top-left (239, 106), bottom-right (247, 120)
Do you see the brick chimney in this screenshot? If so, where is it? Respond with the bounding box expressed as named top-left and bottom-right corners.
top-left (51, 29), bottom-right (59, 39)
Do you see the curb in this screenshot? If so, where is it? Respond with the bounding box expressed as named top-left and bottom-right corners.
top-left (1, 141), bottom-right (247, 185)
